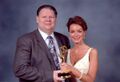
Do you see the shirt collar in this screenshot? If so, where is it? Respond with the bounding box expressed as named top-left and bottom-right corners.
top-left (38, 28), bottom-right (55, 40)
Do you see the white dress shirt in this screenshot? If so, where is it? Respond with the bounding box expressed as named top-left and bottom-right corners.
top-left (38, 29), bottom-right (62, 63)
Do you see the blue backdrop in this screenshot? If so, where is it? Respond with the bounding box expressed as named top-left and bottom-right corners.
top-left (0, 0), bottom-right (120, 82)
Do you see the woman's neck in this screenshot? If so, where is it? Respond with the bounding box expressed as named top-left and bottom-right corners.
top-left (74, 42), bottom-right (85, 48)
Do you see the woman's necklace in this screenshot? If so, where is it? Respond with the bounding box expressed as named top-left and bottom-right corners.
top-left (71, 45), bottom-right (88, 65)
top-left (71, 48), bottom-right (81, 65)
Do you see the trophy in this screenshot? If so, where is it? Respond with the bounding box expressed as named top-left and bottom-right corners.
top-left (58, 45), bottom-right (71, 78)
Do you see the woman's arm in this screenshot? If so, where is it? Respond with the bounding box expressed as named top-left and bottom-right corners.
top-left (80, 48), bottom-right (98, 82)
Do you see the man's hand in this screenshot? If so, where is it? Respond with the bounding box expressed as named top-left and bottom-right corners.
top-left (53, 70), bottom-right (64, 82)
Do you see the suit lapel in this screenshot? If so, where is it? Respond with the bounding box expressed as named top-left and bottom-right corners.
top-left (54, 32), bottom-right (69, 63)
top-left (54, 32), bottom-right (63, 48)
top-left (34, 30), bottom-right (56, 69)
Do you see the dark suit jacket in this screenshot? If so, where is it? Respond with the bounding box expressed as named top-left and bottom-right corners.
top-left (13, 29), bottom-right (70, 82)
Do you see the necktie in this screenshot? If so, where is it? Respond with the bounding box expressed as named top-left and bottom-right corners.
top-left (47, 36), bottom-right (60, 69)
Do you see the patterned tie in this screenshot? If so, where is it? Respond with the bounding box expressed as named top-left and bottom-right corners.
top-left (47, 36), bottom-right (60, 70)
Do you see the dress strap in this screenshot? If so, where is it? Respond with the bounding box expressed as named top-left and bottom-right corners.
top-left (84, 48), bottom-right (92, 61)
top-left (66, 49), bottom-right (72, 65)
top-left (86, 48), bottom-right (92, 55)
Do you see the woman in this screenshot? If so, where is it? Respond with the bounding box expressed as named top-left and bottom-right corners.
top-left (60, 16), bottom-right (98, 82)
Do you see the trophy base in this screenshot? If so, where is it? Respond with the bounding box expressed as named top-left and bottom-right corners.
top-left (58, 73), bottom-right (71, 79)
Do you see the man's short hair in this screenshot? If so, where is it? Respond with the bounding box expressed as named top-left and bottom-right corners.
top-left (37, 4), bottom-right (57, 17)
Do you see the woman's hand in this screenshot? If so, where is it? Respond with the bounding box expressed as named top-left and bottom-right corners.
top-left (60, 62), bottom-right (81, 78)
top-left (60, 62), bottom-right (72, 73)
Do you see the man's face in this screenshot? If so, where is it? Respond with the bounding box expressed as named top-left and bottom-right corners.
top-left (36, 8), bottom-right (57, 34)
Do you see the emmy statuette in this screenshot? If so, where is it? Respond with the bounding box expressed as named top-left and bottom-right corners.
top-left (58, 45), bottom-right (71, 78)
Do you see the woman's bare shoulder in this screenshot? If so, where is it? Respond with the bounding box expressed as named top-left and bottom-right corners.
top-left (90, 47), bottom-right (98, 57)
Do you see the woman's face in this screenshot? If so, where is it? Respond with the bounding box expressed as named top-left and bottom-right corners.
top-left (69, 24), bottom-right (86, 44)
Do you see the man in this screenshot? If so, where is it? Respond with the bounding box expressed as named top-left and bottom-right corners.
top-left (13, 4), bottom-right (70, 82)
